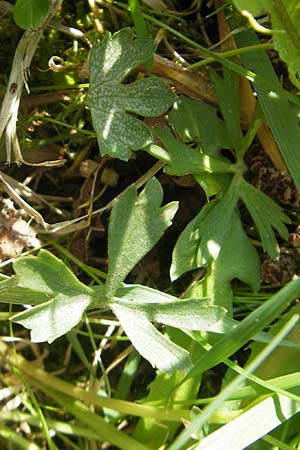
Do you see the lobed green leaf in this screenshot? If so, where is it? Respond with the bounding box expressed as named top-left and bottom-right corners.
top-left (192, 211), bottom-right (260, 312)
top-left (105, 177), bottom-right (178, 299)
top-left (152, 127), bottom-right (235, 176)
top-left (12, 293), bottom-right (92, 343)
top-left (87, 28), bottom-right (176, 160)
top-left (113, 296), bottom-right (226, 331)
top-left (111, 303), bottom-right (192, 374)
top-left (240, 180), bottom-right (290, 258)
top-left (13, 249), bottom-right (93, 296)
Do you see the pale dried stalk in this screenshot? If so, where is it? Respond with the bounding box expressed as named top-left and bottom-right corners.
top-left (0, 0), bottom-right (64, 166)
top-left (0, 161), bottom-right (165, 235)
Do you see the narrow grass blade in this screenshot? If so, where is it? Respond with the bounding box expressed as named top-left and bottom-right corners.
top-left (169, 314), bottom-right (299, 450)
top-left (40, 387), bottom-right (151, 450)
top-left (235, 29), bottom-right (300, 189)
top-left (129, 0), bottom-right (149, 39)
top-left (182, 277), bottom-right (300, 382)
top-left (195, 393), bottom-right (300, 450)
top-left (0, 424), bottom-right (42, 450)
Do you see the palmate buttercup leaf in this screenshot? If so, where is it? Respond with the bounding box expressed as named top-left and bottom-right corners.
top-left (87, 28), bottom-right (176, 160)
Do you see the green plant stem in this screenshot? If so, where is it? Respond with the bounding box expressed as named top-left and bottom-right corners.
top-left (30, 83), bottom-right (89, 91)
top-left (33, 115), bottom-right (96, 137)
top-left (188, 43), bottom-right (273, 70)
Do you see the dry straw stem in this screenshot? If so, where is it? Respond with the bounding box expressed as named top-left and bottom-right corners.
top-left (0, 0), bottom-right (64, 166)
top-left (0, 161), bottom-right (164, 235)
top-left (138, 53), bottom-right (217, 105)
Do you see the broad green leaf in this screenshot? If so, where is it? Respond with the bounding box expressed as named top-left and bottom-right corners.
top-left (12, 293), bottom-right (92, 343)
top-left (13, 0), bottom-right (49, 29)
top-left (87, 28), bottom-right (176, 160)
top-left (111, 303), bottom-right (192, 374)
top-left (195, 176), bottom-right (240, 263)
top-left (151, 128), bottom-right (235, 175)
top-left (105, 177), bottom-right (178, 299)
top-left (193, 211), bottom-right (260, 312)
top-left (13, 249), bottom-right (93, 296)
top-left (165, 95), bottom-right (234, 197)
top-left (168, 96), bottom-right (232, 154)
top-left (210, 68), bottom-right (243, 153)
top-left (9, 250), bottom-right (95, 343)
top-left (170, 202), bottom-right (216, 280)
top-left (235, 28), bottom-right (300, 190)
top-left (113, 296), bottom-right (226, 330)
top-left (240, 179), bottom-right (290, 258)
top-left (231, 0), bottom-right (265, 16)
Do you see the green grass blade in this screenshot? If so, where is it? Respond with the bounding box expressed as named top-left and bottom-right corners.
top-left (235, 28), bottom-right (300, 189)
top-left (141, 12), bottom-right (300, 106)
top-left (129, 0), bottom-right (149, 39)
top-left (195, 393), bottom-right (300, 450)
top-left (169, 313), bottom-right (299, 450)
top-left (0, 424), bottom-right (42, 450)
top-left (40, 387), bottom-right (151, 450)
top-left (182, 278), bottom-right (300, 382)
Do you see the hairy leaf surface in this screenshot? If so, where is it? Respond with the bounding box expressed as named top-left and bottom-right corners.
top-left (111, 303), bottom-right (192, 374)
top-left (105, 177), bottom-right (178, 298)
top-left (88, 28), bottom-right (176, 160)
